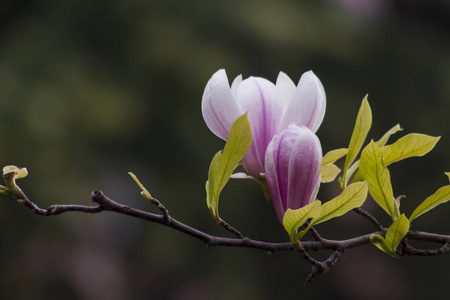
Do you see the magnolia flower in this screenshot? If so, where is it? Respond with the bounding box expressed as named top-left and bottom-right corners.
top-left (264, 124), bottom-right (322, 223)
top-left (202, 69), bottom-right (325, 178)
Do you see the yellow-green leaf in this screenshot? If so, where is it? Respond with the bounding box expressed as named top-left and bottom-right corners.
top-left (320, 163), bottom-right (341, 183)
top-left (283, 200), bottom-right (322, 243)
top-left (351, 124), bottom-right (403, 184)
top-left (359, 141), bottom-right (397, 220)
top-left (206, 112), bottom-right (252, 220)
top-left (409, 178), bottom-right (450, 222)
top-left (310, 181), bottom-right (368, 226)
top-left (370, 234), bottom-right (394, 256)
top-left (381, 134), bottom-right (440, 166)
top-left (386, 214), bottom-right (409, 251)
top-left (342, 96), bottom-right (372, 186)
top-left (322, 148), bottom-right (348, 165)
top-left (371, 214), bottom-right (409, 257)
top-left (129, 172), bottom-right (154, 200)
top-left (375, 124), bottom-right (403, 148)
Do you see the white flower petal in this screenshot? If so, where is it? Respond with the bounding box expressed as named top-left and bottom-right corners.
top-left (201, 69), bottom-right (242, 140)
top-left (231, 74), bottom-right (243, 100)
top-left (275, 71), bottom-right (296, 113)
top-left (280, 71), bottom-right (326, 133)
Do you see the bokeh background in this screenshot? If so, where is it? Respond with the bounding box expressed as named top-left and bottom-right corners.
top-left (0, 0), bottom-right (449, 299)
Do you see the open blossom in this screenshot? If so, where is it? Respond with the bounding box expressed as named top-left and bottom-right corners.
top-left (202, 69), bottom-right (325, 178)
top-left (265, 124), bottom-right (322, 223)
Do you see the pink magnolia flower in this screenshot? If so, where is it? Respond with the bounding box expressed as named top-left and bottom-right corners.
top-left (202, 69), bottom-right (325, 178)
top-left (265, 124), bottom-right (322, 223)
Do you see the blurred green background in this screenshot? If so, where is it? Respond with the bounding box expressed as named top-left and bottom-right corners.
top-left (0, 0), bottom-right (449, 299)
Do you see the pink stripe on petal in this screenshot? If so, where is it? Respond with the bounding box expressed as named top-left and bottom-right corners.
top-left (265, 124), bottom-right (322, 223)
top-left (237, 77), bottom-right (282, 177)
top-left (264, 136), bottom-right (285, 222)
top-left (286, 126), bottom-right (322, 210)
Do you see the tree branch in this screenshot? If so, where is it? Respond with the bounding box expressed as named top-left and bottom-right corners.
top-left (352, 207), bottom-right (384, 231)
top-left (4, 184), bottom-right (450, 284)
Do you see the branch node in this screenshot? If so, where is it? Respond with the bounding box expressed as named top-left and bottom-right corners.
top-left (150, 197), bottom-right (170, 221)
top-left (91, 190), bottom-right (114, 210)
top-left (304, 249), bottom-right (343, 285)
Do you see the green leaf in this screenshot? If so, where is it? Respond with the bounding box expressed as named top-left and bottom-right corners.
top-left (385, 214), bottom-right (409, 251)
top-left (283, 200), bottom-right (322, 244)
top-left (342, 96), bottom-right (372, 187)
top-left (129, 172), bottom-right (153, 200)
top-left (371, 214), bottom-right (409, 257)
top-left (375, 124), bottom-right (403, 148)
top-left (310, 181), bottom-right (368, 226)
top-left (320, 163), bottom-right (341, 183)
top-left (322, 148), bottom-right (348, 165)
top-left (206, 112), bottom-right (252, 220)
top-left (370, 235), bottom-right (393, 256)
top-left (351, 124), bottom-right (403, 184)
top-left (260, 178), bottom-right (271, 202)
top-left (409, 175), bottom-right (450, 221)
top-left (381, 134), bottom-right (440, 166)
top-left (359, 141), bottom-right (397, 220)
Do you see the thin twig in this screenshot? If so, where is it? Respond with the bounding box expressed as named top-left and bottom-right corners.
top-left (218, 218), bottom-right (245, 239)
top-left (305, 221), bottom-right (323, 242)
top-left (149, 197), bottom-right (170, 221)
top-left (401, 237), bottom-right (450, 257)
top-left (305, 249), bottom-right (343, 284)
top-left (353, 207), bottom-right (384, 231)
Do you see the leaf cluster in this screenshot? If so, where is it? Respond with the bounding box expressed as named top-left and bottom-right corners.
top-left (204, 96), bottom-right (449, 257)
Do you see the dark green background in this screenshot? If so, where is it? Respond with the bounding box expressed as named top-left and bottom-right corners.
top-left (1, 0), bottom-right (449, 299)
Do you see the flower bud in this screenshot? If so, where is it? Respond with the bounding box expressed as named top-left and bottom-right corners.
top-left (265, 124), bottom-right (322, 222)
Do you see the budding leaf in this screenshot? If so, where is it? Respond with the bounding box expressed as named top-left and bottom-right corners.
top-left (352, 124), bottom-right (402, 183)
top-left (359, 141), bottom-right (397, 220)
top-left (371, 214), bottom-right (409, 257)
top-left (409, 175), bottom-right (450, 222)
top-left (129, 172), bottom-right (153, 200)
top-left (320, 163), bottom-right (341, 183)
top-left (310, 181), bottom-right (368, 227)
top-left (375, 124), bottom-right (403, 148)
top-left (381, 133), bottom-right (440, 166)
top-left (342, 96), bottom-right (372, 186)
top-left (322, 148), bottom-right (348, 165)
top-left (206, 112), bottom-right (252, 220)
top-left (283, 200), bottom-right (322, 244)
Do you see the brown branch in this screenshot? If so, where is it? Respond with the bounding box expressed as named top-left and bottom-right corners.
top-left (305, 221), bottom-right (324, 242)
top-left (305, 249), bottom-right (344, 284)
top-left (353, 207), bottom-right (384, 231)
top-left (217, 218), bottom-right (245, 239)
top-left (4, 184), bottom-right (450, 284)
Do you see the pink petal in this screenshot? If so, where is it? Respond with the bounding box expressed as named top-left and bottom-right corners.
top-left (201, 69), bottom-right (242, 140)
top-left (264, 136), bottom-right (285, 222)
top-left (279, 71), bottom-right (326, 133)
top-left (265, 124), bottom-right (322, 223)
top-left (286, 126), bottom-right (322, 209)
top-left (236, 77), bottom-right (282, 178)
